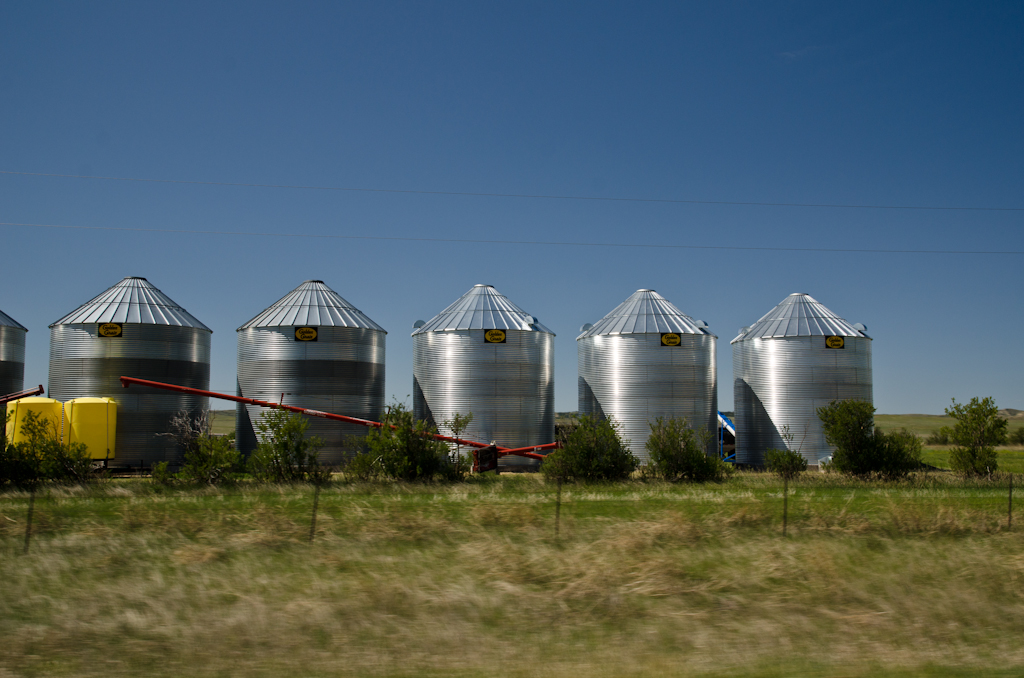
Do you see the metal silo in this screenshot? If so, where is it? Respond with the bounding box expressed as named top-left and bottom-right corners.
top-left (0, 309), bottom-right (27, 397)
top-left (236, 280), bottom-right (386, 465)
top-left (732, 293), bottom-right (872, 466)
top-left (413, 284), bottom-right (554, 469)
top-left (577, 289), bottom-right (717, 464)
top-left (48, 277), bottom-right (211, 467)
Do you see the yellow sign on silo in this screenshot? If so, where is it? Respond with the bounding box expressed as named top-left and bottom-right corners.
top-left (64, 397), bottom-right (117, 460)
top-left (6, 397), bottom-right (64, 445)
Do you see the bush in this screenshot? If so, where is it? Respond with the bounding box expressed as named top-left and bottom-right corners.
top-left (180, 434), bottom-right (240, 485)
top-left (945, 397), bottom-right (1006, 477)
top-left (348, 403), bottom-right (462, 481)
top-left (645, 416), bottom-right (727, 482)
top-left (925, 427), bottom-right (951, 445)
top-left (817, 400), bottom-right (921, 480)
top-left (542, 414), bottom-right (637, 482)
top-left (764, 448), bottom-right (807, 479)
top-left (248, 409), bottom-right (328, 483)
top-left (1010, 428), bottom-right (1024, 446)
top-left (0, 410), bottom-right (92, 487)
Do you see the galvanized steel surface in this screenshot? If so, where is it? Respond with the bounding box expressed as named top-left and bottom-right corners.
top-left (236, 323), bottom-right (386, 465)
top-left (52, 276), bottom-right (210, 329)
top-left (413, 285), bottom-right (554, 468)
top-left (0, 323), bottom-right (27, 396)
top-left (732, 294), bottom-right (872, 465)
top-left (577, 290), bottom-right (717, 463)
top-left (238, 280), bottom-right (385, 330)
top-left (49, 278), bottom-right (211, 467)
top-left (412, 284), bottom-right (554, 335)
top-left (732, 293), bottom-right (869, 342)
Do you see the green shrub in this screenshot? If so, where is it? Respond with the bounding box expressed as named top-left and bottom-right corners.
top-left (817, 400), bottom-right (920, 480)
top-left (945, 397), bottom-right (1006, 477)
top-left (925, 427), bottom-right (951, 445)
top-left (1009, 428), bottom-right (1024, 446)
top-left (180, 434), bottom-right (241, 485)
top-left (645, 416), bottom-right (727, 482)
top-left (764, 448), bottom-right (807, 479)
top-left (542, 414), bottom-right (637, 482)
top-left (348, 403), bottom-right (462, 481)
top-left (248, 409), bottom-right (327, 483)
top-left (0, 410), bottom-right (91, 487)
top-left (151, 461), bottom-right (175, 486)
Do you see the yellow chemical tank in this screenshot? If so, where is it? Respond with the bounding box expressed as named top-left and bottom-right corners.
top-left (64, 397), bottom-right (117, 460)
top-left (6, 397), bottom-right (64, 445)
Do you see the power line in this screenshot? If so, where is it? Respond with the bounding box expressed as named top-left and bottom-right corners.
top-left (2, 220), bottom-right (1021, 255)
top-left (2, 169), bottom-right (1022, 213)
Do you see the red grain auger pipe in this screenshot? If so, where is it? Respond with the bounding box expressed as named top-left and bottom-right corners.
top-left (0, 385), bottom-right (45, 407)
top-left (119, 376), bottom-right (556, 460)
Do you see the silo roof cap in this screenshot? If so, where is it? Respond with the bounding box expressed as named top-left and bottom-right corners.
top-left (577, 289), bottom-right (714, 339)
top-left (0, 308), bottom-right (27, 331)
top-left (50, 277), bottom-right (210, 330)
top-left (238, 280), bottom-right (385, 332)
top-left (412, 284), bottom-right (554, 335)
top-left (730, 293), bottom-right (869, 344)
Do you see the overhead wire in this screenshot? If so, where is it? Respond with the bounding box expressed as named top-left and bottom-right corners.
top-left (1, 220), bottom-right (1021, 255)
top-left (2, 169), bottom-right (1023, 212)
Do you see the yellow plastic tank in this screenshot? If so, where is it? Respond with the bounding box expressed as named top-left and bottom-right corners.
top-left (6, 397), bottom-right (64, 445)
top-left (64, 397), bottom-right (117, 460)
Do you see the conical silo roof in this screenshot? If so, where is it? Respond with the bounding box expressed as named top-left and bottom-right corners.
top-left (577, 289), bottom-right (713, 339)
top-left (412, 284), bottom-right (554, 335)
top-left (731, 293), bottom-right (868, 343)
top-left (50, 277), bottom-right (210, 330)
top-left (238, 280), bottom-right (385, 331)
top-left (0, 308), bottom-right (27, 331)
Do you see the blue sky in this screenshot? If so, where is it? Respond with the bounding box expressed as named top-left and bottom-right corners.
top-left (2, 1), bottom-right (1021, 414)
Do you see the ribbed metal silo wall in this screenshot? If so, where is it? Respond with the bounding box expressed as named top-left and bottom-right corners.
top-left (0, 326), bottom-right (26, 396)
top-left (578, 333), bottom-right (717, 464)
top-left (413, 329), bottom-right (554, 467)
top-left (48, 324), bottom-right (210, 467)
top-left (236, 326), bottom-right (386, 465)
top-left (733, 336), bottom-right (872, 465)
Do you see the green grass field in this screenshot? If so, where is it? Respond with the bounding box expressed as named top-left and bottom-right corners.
top-left (3, 473), bottom-right (1024, 677)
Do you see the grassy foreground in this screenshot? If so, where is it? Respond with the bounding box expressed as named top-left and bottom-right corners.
top-left (2, 474), bottom-right (1024, 678)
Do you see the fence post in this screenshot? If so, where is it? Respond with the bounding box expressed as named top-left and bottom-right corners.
top-left (782, 476), bottom-right (788, 537)
top-left (23, 487), bottom-right (35, 555)
top-left (555, 476), bottom-right (562, 539)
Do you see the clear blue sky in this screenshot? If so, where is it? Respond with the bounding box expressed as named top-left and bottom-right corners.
top-left (2, 1), bottom-right (1021, 415)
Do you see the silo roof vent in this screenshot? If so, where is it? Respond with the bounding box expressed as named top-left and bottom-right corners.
top-left (50, 277), bottom-right (210, 330)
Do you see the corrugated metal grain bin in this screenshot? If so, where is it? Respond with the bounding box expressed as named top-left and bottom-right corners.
top-left (732, 293), bottom-right (872, 465)
top-left (413, 284), bottom-right (554, 469)
top-left (0, 308), bottom-right (27, 397)
top-left (48, 277), bottom-right (211, 467)
top-left (236, 280), bottom-right (386, 465)
top-left (577, 289), bottom-right (717, 464)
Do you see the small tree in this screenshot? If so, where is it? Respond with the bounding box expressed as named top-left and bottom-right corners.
top-left (646, 416), bottom-right (727, 482)
top-left (180, 433), bottom-right (240, 485)
top-left (248, 409), bottom-right (326, 482)
top-left (945, 397), bottom-right (1007, 477)
top-left (442, 411), bottom-right (474, 468)
top-left (349, 403), bottom-right (460, 481)
top-left (764, 448), bottom-right (807, 479)
top-left (817, 400), bottom-right (920, 479)
top-left (0, 410), bottom-right (92, 486)
top-left (1009, 428), bottom-right (1024, 446)
top-left (542, 414), bottom-right (637, 482)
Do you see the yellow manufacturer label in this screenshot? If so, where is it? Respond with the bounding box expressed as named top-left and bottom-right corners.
top-left (295, 327), bottom-right (318, 342)
top-left (661, 333), bottom-right (681, 346)
top-left (484, 329), bottom-right (507, 343)
top-left (98, 323), bottom-right (123, 337)
top-left (825, 336), bottom-right (845, 349)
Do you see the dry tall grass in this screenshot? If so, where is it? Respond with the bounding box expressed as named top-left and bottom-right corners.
top-left (1, 475), bottom-right (1023, 677)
